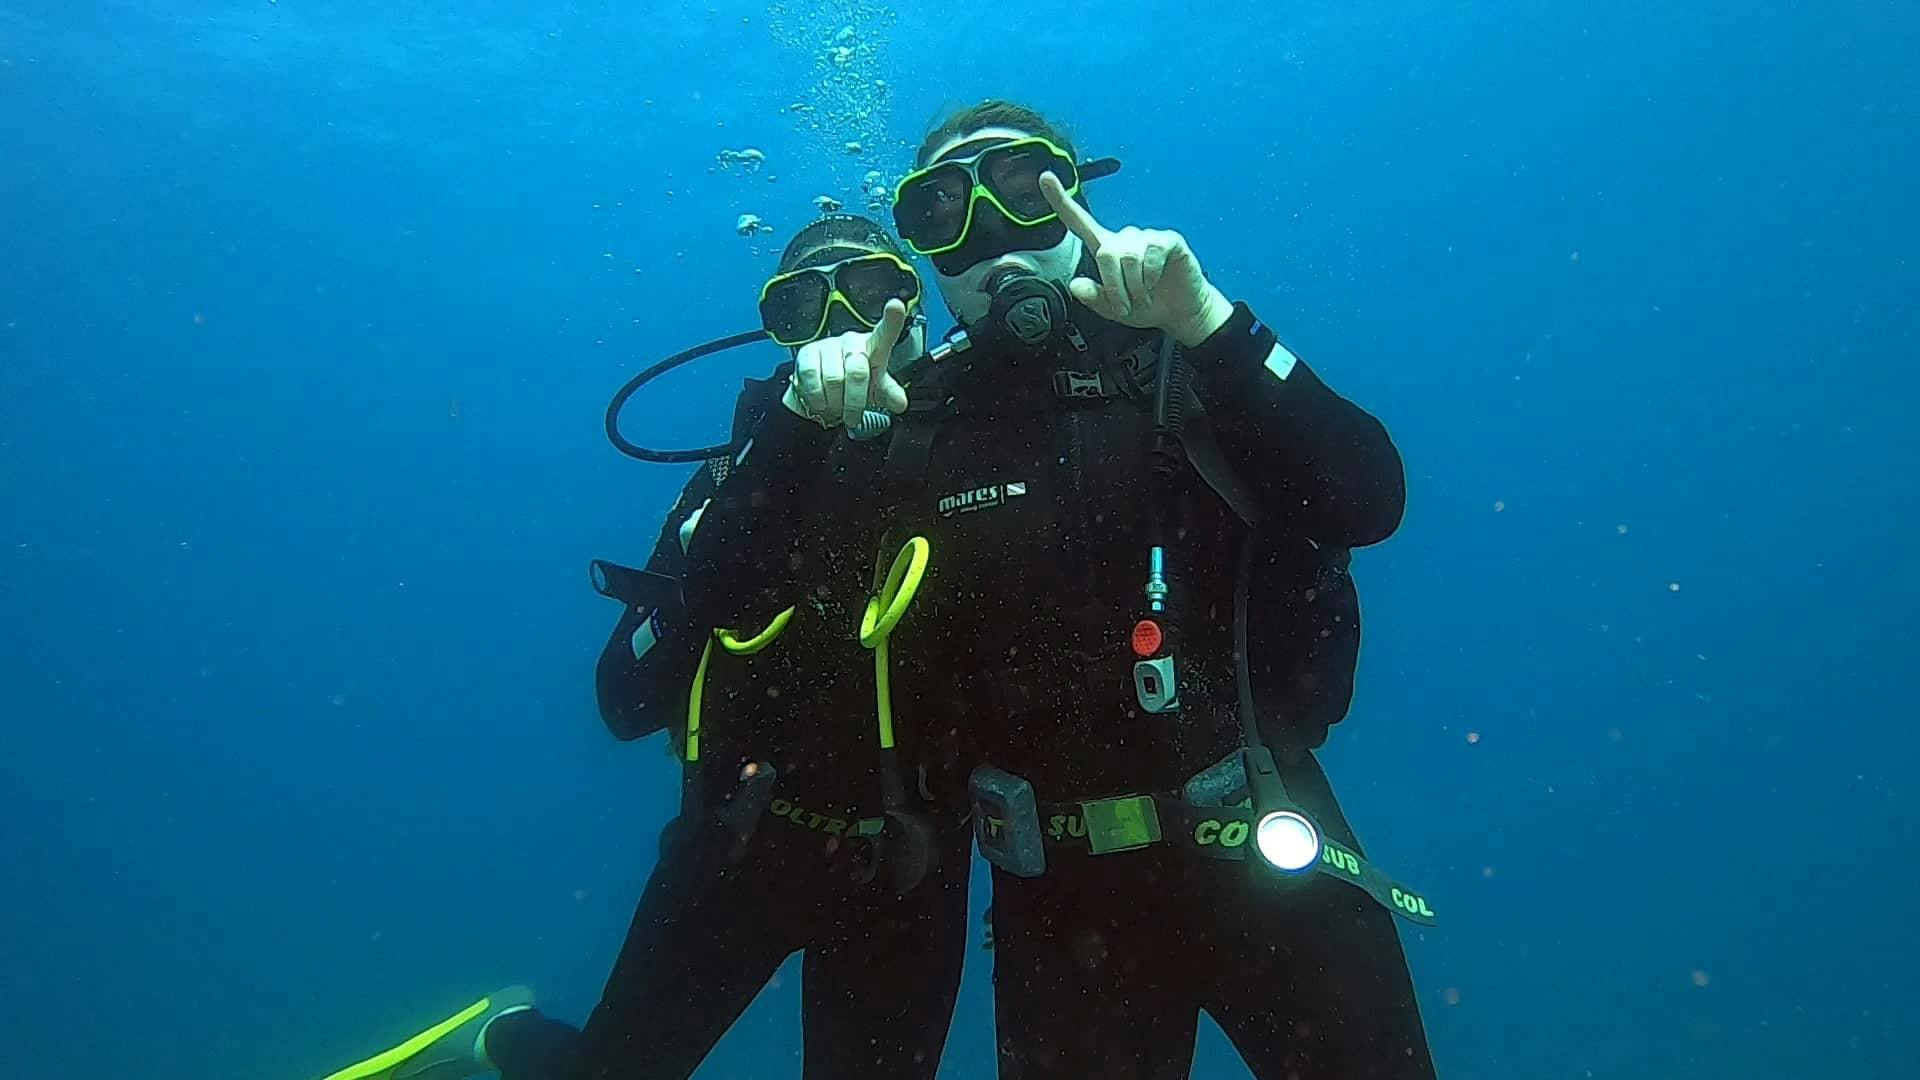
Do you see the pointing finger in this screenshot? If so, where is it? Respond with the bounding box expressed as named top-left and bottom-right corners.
top-left (1039, 171), bottom-right (1107, 254)
top-left (866, 298), bottom-right (909, 368)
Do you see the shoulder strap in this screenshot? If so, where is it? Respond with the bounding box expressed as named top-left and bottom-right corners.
top-left (1174, 384), bottom-right (1264, 528)
top-left (877, 360), bottom-right (958, 517)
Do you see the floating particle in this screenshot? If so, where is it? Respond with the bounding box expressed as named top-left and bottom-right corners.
top-left (1691, 970), bottom-right (1711, 987)
top-left (1492, 500), bottom-right (1505, 512)
top-left (844, 140), bottom-right (864, 154)
top-left (1668, 582), bottom-right (1681, 592)
top-left (1481, 866), bottom-right (1495, 878)
top-left (1570, 251), bottom-right (1581, 262)
top-left (1466, 731), bottom-right (1481, 744)
top-left (1443, 987), bottom-right (1462, 1006)
top-left (573, 889), bottom-right (588, 902)
top-left (1616, 524), bottom-right (1629, 534)
top-left (1607, 727), bottom-right (1623, 742)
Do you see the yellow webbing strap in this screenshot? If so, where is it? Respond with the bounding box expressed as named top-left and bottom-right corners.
top-left (860, 536), bottom-right (930, 750)
top-left (685, 606), bottom-right (795, 762)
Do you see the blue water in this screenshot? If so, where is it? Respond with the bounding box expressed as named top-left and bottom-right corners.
top-left (2, 1), bottom-right (1914, 1077)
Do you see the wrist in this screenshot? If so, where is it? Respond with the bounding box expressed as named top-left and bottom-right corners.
top-left (1171, 283), bottom-right (1234, 348)
top-left (1183, 300), bottom-right (1282, 399)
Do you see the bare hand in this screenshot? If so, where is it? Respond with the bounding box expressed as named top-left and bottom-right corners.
top-left (1040, 172), bottom-right (1231, 347)
top-left (787, 298), bottom-right (911, 426)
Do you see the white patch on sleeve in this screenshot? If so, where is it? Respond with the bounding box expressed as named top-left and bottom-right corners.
top-left (1263, 341), bottom-right (1300, 381)
top-left (630, 610), bottom-right (661, 660)
top-left (678, 499), bottom-right (710, 553)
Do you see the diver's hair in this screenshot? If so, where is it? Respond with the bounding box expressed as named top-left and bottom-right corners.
top-left (777, 214), bottom-right (903, 273)
top-left (915, 100), bottom-right (1077, 167)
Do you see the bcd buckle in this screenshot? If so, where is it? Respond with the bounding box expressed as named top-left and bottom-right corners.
top-left (1054, 370), bottom-right (1106, 400)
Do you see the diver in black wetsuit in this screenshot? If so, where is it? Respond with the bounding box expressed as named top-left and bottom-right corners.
top-left (311, 217), bottom-right (972, 1080)
top-left (691, 102), bottom-right (1440, 1079)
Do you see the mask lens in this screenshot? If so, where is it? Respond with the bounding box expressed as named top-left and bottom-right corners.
top-left (835, 255), bottom-right (920, 323)
top-left (896, 164), bottom-right (973, 252)
top-left (984, 141), bottom-right (1075, 222)
top-left (759, 270), bottom-right (832, 345)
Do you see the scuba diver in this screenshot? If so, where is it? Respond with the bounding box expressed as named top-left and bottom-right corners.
top-left (312, 216), bottom-right (971, 1080)
top-left (690, 101), bottom-right (1441, 1079)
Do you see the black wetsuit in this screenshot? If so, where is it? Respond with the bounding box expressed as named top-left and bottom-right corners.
top-left (697, 301), bottom-right (1435, 1079)
top-left (486, 372), bottom-right (972, 1080)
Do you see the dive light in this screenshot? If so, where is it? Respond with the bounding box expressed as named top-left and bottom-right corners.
top-left (1242, 744), bottom-right (1323, 876)
top-left (1254, 808), bottom-right (1322, 875)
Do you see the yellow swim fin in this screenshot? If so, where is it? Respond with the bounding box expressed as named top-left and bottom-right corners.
top-left (318, 985), bottom-right (534, 1080)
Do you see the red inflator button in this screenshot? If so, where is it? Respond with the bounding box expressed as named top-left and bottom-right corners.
top-left (1130, 619), bottom-right (1164, 657)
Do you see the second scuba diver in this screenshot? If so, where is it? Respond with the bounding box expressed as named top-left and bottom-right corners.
top-left (311, 216), bottom-right (973, 1080)
top-left (691, 100), bottom-right (1442, 1079)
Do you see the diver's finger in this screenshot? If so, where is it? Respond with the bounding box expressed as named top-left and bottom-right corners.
top-left (866, 298), bottom-right (909, 364)
top-left (843, 338), bottom-right (873, 421)
top-left (876, 370), bottom-right (909, 415)
top-left (1095, 247), bottom-right (1131, 319)
top-left (1041, 171), bottom-right (1106, 253)
top-left (1141, 238), bottom-right (1169, 298)
top-left (820, 335), bottom-right (849, 424)
top-left (793, 343), bottom-right (830, 423)
top-left (1118, 238), bottom-right (1148, 312)
top-left (1068, 275), bottom-right (1108, 315)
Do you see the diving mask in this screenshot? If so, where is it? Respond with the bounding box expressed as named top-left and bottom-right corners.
top-left (892, 136), bottom-right (1121, 261)
top-left (758, 251), bottom-right (922, 347)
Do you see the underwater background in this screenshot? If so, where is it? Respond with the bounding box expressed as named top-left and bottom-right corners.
top-left (2, 1), bottom-right (1915, 1076)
